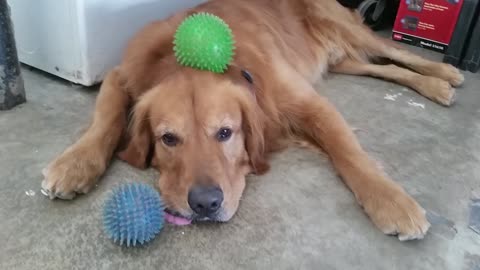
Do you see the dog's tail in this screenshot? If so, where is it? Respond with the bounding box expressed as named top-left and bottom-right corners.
top-left (298, 0), bottom-right (392, 62)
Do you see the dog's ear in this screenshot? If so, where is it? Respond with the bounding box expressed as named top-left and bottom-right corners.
top-left (117, 94), bottom-right (153, 169)
top-left (240, 95), bottom-right (270, 175)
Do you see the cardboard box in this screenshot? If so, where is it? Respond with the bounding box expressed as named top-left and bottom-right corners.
top-left (392, 0), bottom-right (464, 53)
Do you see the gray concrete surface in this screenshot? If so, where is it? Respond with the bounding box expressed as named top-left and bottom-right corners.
top-left (0, 47), bottom-right (479, 270)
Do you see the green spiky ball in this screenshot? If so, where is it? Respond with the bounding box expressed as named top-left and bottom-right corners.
top-left (173, 13), bottom-right (235, 73)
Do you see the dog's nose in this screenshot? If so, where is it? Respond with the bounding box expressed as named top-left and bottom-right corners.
top-left (188, 185), bottom-right (223, 217)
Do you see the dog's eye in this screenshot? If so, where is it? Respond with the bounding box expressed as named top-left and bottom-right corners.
top-left (161, 133), bottom-right (179, 146)
top-left (216, 128), bottom-right (232, 142)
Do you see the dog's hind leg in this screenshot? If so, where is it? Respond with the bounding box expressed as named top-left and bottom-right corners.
top-left (369, 39), bottom-right (464, 87)
top-left (302, 0), bottom-right (463, 87)
top-left (41, 69), bottom-right (129, 199)
top-left (331, 59), bottom-right (456, 106)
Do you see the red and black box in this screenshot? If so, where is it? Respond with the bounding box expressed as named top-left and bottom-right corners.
top-left (392, 0), bottom-right (464, 53)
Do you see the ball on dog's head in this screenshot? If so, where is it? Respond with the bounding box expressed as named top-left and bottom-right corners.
top-left (173, 12), bottom-right (235, 73)
top-left (103, 182), bottom-right (165, 247)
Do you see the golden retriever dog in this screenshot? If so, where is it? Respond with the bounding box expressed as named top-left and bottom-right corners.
top-left (41, 0), bottom-right (464, 240)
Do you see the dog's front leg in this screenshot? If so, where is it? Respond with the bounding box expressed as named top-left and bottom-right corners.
top-left (279, 80), bottom-right (430, 240)
top-left (41, 69), bottom-right (129, 199)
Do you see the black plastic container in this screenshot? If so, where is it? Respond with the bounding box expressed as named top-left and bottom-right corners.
top-left (459, 9), bottom-right (480, 72)
top-left (443, 0), bottom-right (480, 68)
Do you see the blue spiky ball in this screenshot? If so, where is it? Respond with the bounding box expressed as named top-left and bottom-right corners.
top-left (103, 182), bottom-right (165, 247)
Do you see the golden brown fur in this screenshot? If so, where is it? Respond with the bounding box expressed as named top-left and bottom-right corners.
top-left (42, 0), bottom-right (465, 240)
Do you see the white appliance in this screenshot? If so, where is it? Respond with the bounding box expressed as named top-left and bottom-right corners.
top-left (8, 0), bottom-right (206, 86)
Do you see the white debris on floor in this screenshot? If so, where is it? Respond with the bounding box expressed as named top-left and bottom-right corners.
top-left (384, 93), bottom-right (403, 101)
top-left (407, 99), bottom-right (426, 109)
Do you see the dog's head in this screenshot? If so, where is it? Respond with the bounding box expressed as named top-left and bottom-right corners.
top-left (118, 67), bottom-right (269, 223)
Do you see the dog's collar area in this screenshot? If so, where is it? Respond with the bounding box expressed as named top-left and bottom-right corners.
top-left (241, 69), bottom-right (254, 84)
top-left (240, 69), bottom-right (256, 101)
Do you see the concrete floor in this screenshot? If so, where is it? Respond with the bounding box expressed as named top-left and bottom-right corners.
top-left (1, 47), bottom-right (479, 270)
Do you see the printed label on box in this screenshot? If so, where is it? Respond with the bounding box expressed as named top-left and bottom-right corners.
top-left (392, 0), bottom-right (464, 53)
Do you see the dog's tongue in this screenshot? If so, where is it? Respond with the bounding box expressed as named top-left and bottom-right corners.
top-left (164, 211), bottom-right (192, 226)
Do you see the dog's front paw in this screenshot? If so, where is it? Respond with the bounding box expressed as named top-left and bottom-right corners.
top-left (418, 77), bottom-right (456, 106)
top-left (41, 145), bottom-right (105, 200)
top-left (360, 182), bottom-right (430, 241)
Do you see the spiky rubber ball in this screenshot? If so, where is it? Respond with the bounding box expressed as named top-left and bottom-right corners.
top-left (103, 182), bottom-right (165, 247)
top-left (173, 12), bottom-right (235, 73)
